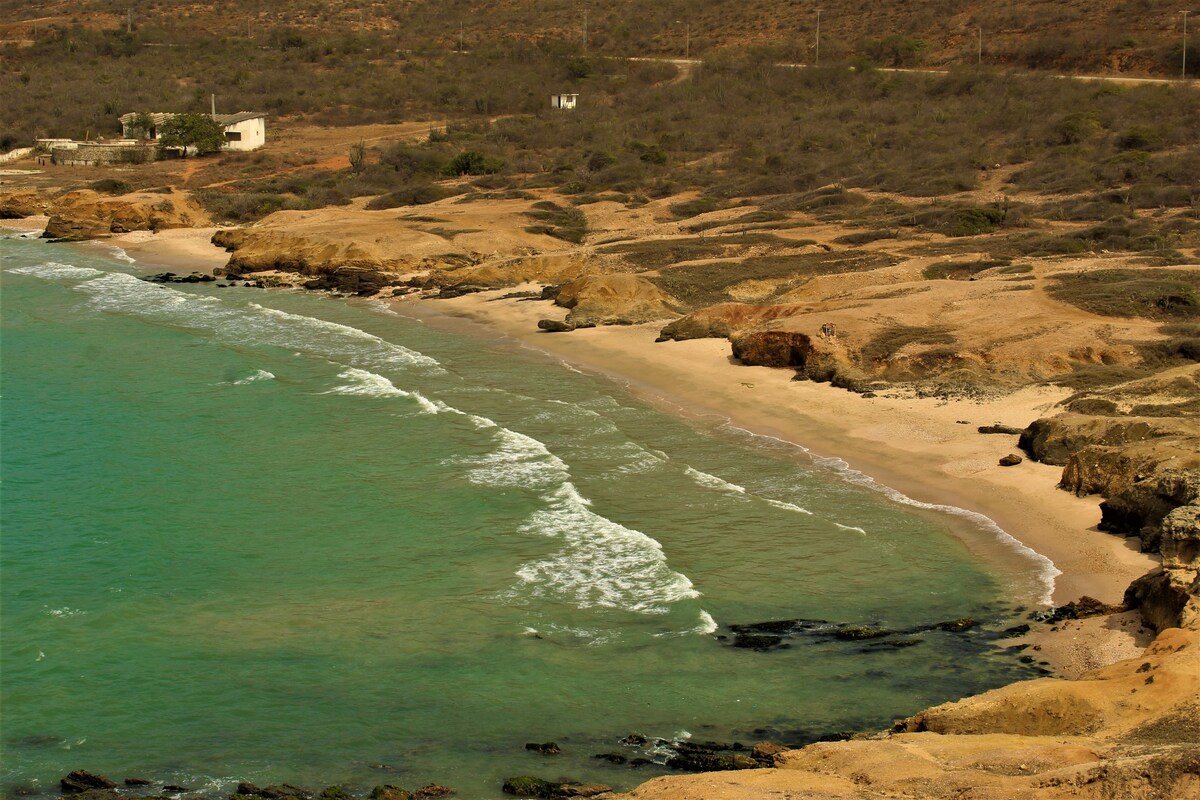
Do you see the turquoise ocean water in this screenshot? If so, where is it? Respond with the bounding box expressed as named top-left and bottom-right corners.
top-left (1, 233), bottom-right (1054, 798)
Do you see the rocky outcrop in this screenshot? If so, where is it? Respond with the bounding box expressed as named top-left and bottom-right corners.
top-left (42, 190), bottom-right (206, 240)
top-left (657, 304), bottom-right (804, 342)
top-left (615, 629), bottom-right (1200, 800)
top-left (1019, 413), bottom-right (1195, 468)
top-left (0, 189), bottom-right (48, 218)
top-left (729, 331), bottom-right (813, 369)
top-left (1125, 568), bottom-right (1200, 632)
top-left (552, 274), bottom-right (681, 325)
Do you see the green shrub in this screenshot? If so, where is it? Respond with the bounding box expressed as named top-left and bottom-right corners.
top-left (444, 150), bottom-right (505, 176)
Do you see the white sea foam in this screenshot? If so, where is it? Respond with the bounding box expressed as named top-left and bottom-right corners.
top-left (247, 303), bottom-right (440, 369)
top-left (2, 228), bottom-right (43, 239)
top-left (454, 420), bottom-right (698, 615)
top-left (325, 368), bottom-right (440, 414)
top-left (61, 272), bottom-right (443, 375)
top-left (9, 261), bottom-right (105, 280)
top-left (695, 610), bottom-right (718, 634)
top-left (815, 454), bottom-right (1061, 605)
top-left (460, 427), bottom-right (572, 490)
top-left (833, 522), bottom-right (867, 535)
top-left (720, 422), bottom-right (1061, 606)
top-left (763, 498), bottom-right (814, 515)
top-left (93, 243), bottom-right (135, 263)
top-left (46, 607), bottom-right (86, 618)
top-left (515, 481), bottom-right (699, 614)
top-left (231, 369), bottom-right (275, 385)
top-left (684, 466), bottom-right (748, 495)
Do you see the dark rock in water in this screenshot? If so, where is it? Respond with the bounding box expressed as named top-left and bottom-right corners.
top-left (592, 752), bottom-right (627, 764)
top-left (369, 786), bottom-right (411, 800)
top-left (501, 776), bottom-right (555, 797)
top-left (833, 626), bottom-right (890, 640)
top-left (731, 632), bottom-right (786, 650)
top-left (62, 771), bottom-right (118, 794)
top-left (861, 637), bottom-right (923, 650)
top-left (412, 786), bottom-right (454, 799)
top-left (556, 785), bottom-right (611, 798)
top-left (537, 319), bottom-right (575, 333)
top-left (933, 617), bottom-right (978, 632)
top-left (319, 787), bottom-right (353, 800)
top-left (666, 752), bottom-right (758, 772)
top-left (56, 791), bottom-right (118, 800)
top-left (620, 734), bottom-right (647, 746)
top-left (20, 734), bottom-right (64, 746)
top-left (1001, 623), bottom-right (1031, 637)
top-left (124, 778), bottom-right (153, 787)
top-left (1035, 595), bottom-right (1124, 623)
top-left (163, 786), bottom-right (189, 793)
top-left (998, 454), bottom-right (1023, 466)
top-left (730, 619), bottom-right (799, 634)
top-left (978, 424), bottom-right (1024, 435)
top-left (525, 741), bottom-right (561, 755)
top-left (628, 758), bottom-right (653, 767)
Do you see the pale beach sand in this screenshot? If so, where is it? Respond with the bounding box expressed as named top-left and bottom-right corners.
top-left (112, 227), bottom-right (229, 272)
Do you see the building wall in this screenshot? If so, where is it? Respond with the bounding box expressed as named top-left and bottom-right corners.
top-left (223, 118), bottom-right (266, 151)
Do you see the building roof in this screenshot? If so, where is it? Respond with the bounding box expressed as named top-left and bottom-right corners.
top-left (119, 112), bottom-right (267, 127)
top-left (213, 112), bottom-right (267, 125)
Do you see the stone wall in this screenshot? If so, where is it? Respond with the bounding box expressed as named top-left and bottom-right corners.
top-left (51, 143), bottom-right (156, 166)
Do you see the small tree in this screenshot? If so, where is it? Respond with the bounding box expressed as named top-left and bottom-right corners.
top-left (158, 113), bottom-right (226, 155)
top-left (126, 112), bottom-right (155, 139)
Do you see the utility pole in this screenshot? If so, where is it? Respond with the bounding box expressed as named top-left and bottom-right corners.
top-left (815, 9), bottom-right (821, 67)
top-left (1184, 11), bottom-right (1191, 79)
top-left (675, 19), bottom-right (689, 59)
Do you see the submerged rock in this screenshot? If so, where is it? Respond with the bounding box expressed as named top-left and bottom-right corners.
top-left (501, 776), bottom-right (555, 798)
top-left (369, 786), bottom-right (410, 800)
top-left (412, 787), bottom-right (454, 799)
top-left (525, 741), bottom-right (561, 755)
top-left (61, 772), bottom-right (117, 794)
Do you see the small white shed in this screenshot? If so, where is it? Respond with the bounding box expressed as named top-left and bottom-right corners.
top-left (550, 93), bottom-right (579, 110)
top-left (213, 112), bottom-right (267, 151)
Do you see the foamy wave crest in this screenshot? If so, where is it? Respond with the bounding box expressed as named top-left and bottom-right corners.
top-left (64, 273), bottom-right (442, 374)
top-left (833, 522), bottom-right (867, 535)
top-left (814, 454), bottom-right (1061, 605)
top-left (655, 609), bottom-right (718, 638)
top-left (763, 498), bottom-right (814, 515)
top-left (9, 262), bottom-right (105, 281)
top-left (459, 427), bottom-right (572, 490)
top-left (247, 304), bottom-right (440, 369)
top-left (515, 483), bottom-right (699, 614)
top-left (685, 466), bottom-right (747, 495)
top-left (325, 368), bottom-right (440, 413)
top-left (231, 370), bottom-right (275, 385)
top-left (2, 228), bottom-right (44, 239)
top-left (93, 243), bottom-right (135, 263)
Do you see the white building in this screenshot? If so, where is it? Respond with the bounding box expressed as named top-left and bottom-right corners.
top-left (550, 93), bottom-right (579, 110)
top-left (118, 111), bottom-right (267, 151)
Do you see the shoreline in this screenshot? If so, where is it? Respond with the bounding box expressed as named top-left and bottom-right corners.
top-left (12, 221), bottom-right (1158, 675)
